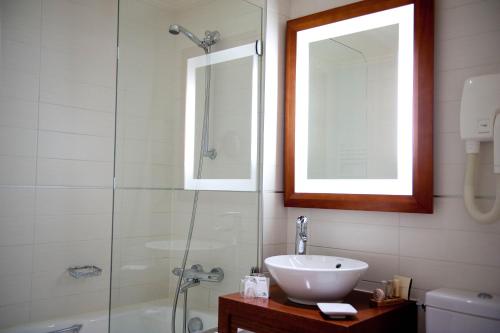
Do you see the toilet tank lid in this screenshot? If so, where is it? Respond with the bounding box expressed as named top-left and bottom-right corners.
top-left (425, 288), bottom-right (500, 320)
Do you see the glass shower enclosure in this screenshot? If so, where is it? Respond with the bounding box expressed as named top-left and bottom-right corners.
top-left (111, 1), bottom-right (263, 332)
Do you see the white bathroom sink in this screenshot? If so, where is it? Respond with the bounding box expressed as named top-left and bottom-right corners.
top-left (264, 255), bottom-right (368, 305)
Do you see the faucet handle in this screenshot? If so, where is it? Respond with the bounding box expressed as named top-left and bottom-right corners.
top-left (296, 216), bottom-right (308, 224)
top-left (296, 216), bottom-right (308, 232)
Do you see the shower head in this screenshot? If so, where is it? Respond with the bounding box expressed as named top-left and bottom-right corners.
top-left (168, 24), bottom-right (204, 49)
top-left (168, 24), bottom-right (180, 35)
top-left (168, 24), bottom-right (220, 52)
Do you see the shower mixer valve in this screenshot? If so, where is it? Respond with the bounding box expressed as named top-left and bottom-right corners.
top-left (172, 264), bottom-right (224, 292)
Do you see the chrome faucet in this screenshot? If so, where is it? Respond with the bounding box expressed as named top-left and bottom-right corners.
top-left (295, 216), bottom-right (308, 255)
top-left (172, 264), bottom-right (224, 293)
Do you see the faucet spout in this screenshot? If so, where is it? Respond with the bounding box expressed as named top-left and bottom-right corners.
top-left (295, 216), bottom-right (308, 255)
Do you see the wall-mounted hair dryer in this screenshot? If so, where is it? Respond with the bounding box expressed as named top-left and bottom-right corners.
top-left (460, 73), bottom-right (500, 224)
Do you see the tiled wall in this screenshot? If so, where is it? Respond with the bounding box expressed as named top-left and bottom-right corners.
top-left (263, 0), bottom-right (500, 331)
top-left (0, 0), bottom-right (117, 328)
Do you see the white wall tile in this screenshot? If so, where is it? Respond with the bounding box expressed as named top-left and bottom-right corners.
top-left (400, 256), bottom-right (500, 295)
top-left (435, 132), bottom-right (466, 165)
top-left (112, 282), bottom-right (168, 308)
top-left (39, 79), bottom-right (116, 112)
top-left (400, 227), bottom-right (446, 260)
top-left (115, 163), bottom-right (174, 188)
top-left (311, 220), bottom-right (399, 255)
top-left (39, 103), bottom-right (115, 137)
top-left (435, 100), bottom-right (460, 134)
top-left (35, 214), bottom-right (112, 243)
top-left (114, 190), bottom-right (172, 215)
top-left (0, 156), bottom-right (36, 186)
top-left (40, 46), bottom-right (115, 88)
top-left (0, 69), bottom-right (39, 102)
top-left (263, 217), bottom-right (286, 245)
top-left (36, 189), bottom-right (112, 215)
top-left (310, 208), bottom-right (399, 226)
top-left (41, 0), bottom-right (117, 53)
top-left (263, 193), bottom-right (287, 219)
top-left (267, 0), bottom-right (290, 16)
top-left (289, 0), bottom-right (356, 18)
top-left (114, 212), bottom-right (170, 239)
top-left (0, 216), bottom-right (34, 247)
top-left (0, 99), bottom-right (38, 129)
top-left (115, 257), bottom-right (169, 288)
top-left (0, 274), bottom-right (31, 306)
top-left (36, 158), bottom-right (113, 187)
top-left (1, 39), bottom-right (40, 75)
top-left (436, 0), bottom-right (500, 41)
top-left (37, 131), bottom-right (114, 161)
top-left (263, 243), bottom-right (287, 262)
top-left (0, 0), bottom-right (42, 32)
top-left (445, 230), bottom-right (500, 267)
top-left (31, 270), bottom-right (110, 300)
top-left (439, 31), bottom-right (500, 71)
top-left (33, 239), bottom-right (110, 273)
top-left (0, 245), bottom-right (33, 276)
top-left (437, 0), bottom-right (483, 10)
top-left (115, 138), bottom-right (172, 164)
top-left (116, 236), bottom-right (169, 263)
top-left (0, 127), bottom-right (37, 157)
top-left (0, 189), bottom-right (35, 217)
top-left (0, 303), bottom-right (30, 329)
top-left (30, 289), bottom-right (109, 322)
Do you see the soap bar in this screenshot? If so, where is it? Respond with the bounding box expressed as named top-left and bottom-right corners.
top-left (317, 303), bottom-right (358, 318)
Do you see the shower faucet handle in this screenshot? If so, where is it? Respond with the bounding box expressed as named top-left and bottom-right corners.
top-left (172, 264), bottom-right (224, 283)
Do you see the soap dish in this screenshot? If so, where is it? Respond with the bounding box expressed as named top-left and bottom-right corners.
top-left (317, 303), bottom-right (358, 318)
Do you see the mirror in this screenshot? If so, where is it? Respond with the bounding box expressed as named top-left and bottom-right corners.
top-left (284, 0), bottom-right (434, 212)
top-left (185, 42), bottom-right (260, 191)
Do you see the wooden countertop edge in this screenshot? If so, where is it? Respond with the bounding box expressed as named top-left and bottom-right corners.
top-left (219, 288), bottom-right (417, 329)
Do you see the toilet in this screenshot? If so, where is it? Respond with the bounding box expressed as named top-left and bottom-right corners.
top-left (425, 288), bottom-right (500, 333)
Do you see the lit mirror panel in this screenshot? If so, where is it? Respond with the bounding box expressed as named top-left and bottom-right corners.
top-left (295, 5), bottom-right (414, 195)
top-left (185, 42), bottom-right (259, 191)
top-left (308, 24), bottom-right (398, 180)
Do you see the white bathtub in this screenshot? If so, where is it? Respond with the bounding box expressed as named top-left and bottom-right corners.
top-left (0, 299), bottom-right (217, 333)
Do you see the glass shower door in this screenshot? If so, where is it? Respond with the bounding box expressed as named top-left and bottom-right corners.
top-left (110, 0), bottom-right (263, 332)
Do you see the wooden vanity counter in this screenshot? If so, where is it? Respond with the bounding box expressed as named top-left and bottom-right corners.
top-left (218, 285), bottom-right (417, 333)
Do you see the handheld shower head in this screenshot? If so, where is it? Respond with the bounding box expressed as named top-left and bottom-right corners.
top-left (168, 24), bottom-right (180, 35)
top-left (168, 24), bottom-right (203, 49)
top-left (168, 24), bottom-right (220, 53)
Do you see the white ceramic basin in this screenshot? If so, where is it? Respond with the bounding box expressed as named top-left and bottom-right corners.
top-left (265, 255), bottom-right (368, 305)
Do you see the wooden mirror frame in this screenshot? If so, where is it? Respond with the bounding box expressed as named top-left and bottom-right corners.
top-left (284, 0), bottom-right (434, 213)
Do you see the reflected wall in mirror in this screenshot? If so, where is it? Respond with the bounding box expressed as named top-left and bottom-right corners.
top-left (285, 0), bottom-right (434, 213)
top-left (185, 42), bottom-right (260, 191)
top-left (308, 24), bottom-right (399, 180)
